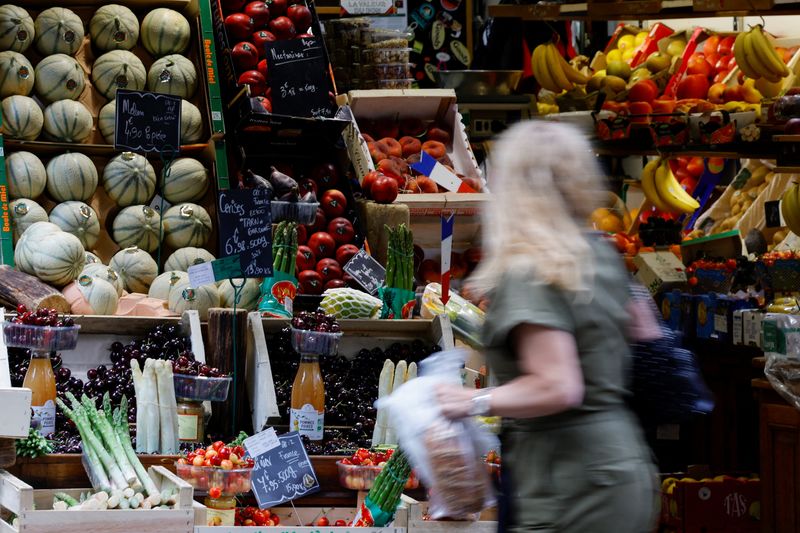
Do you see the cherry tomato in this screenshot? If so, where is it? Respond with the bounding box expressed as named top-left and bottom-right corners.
top-left (316, 517), bottom-right (330, 526)
top-left (688, 276), bottom-right (698, 287)
top-left (335, 519), bottom-right (348, 526)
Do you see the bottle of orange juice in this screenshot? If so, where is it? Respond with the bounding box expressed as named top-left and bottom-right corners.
top-left (290, 352), bottom-right (325, 441)
top-left (23, 351), bottom-right (57, 436)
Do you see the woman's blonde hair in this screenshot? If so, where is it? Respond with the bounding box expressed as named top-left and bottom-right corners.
top-left (467, 120), bottom-right (606, 296)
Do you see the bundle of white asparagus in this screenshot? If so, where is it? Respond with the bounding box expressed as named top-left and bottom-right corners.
top-left (130, 358), bottom-right (180, 455)
top-left (372, 359), bottom-right (417, 446)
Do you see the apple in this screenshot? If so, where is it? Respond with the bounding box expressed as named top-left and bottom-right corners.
top-left (713, 70), bottom-right (729, 84)
top-left (722, 84), bottom-right (744, 103)
top-left (666, 38), bottom-right (687, 58)
top-left (718, 35), bottom-right (736, 56)
top-left (628, 102), bottom-right (652, 123)
top-left (676, 74), bottom-right (710, 100)
top-left (714, 55), bottom-right (731, 74)
top-left (628, 79), bottom-right (659, 104)
top-left (702, 35), bottom-right (720, 56)
top-left (686, 53), bottom-right (713, 78)
top-left (707, 82), bottom-right (726, 104)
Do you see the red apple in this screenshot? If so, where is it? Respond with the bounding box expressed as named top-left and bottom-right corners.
top-left (686, 53), bottom-right (713, 78)
top-left (718, 35), bottom-right (736, 56)
top-left (714, 55), bottom-right (731, 74)
top-left (676, 74), bottom-right (710, 100)
top-left (712, 70), bottom-right (729, 84)
top-left (703, 35), bottom-right (720, 57)
top-left (707, 82), bottom-right (726, 104)
top-left (336, 244), bottom-right (359, 266)
top-left (722, 84), bottom-right (744, 103)
top-left (628, 79), bottom-right (659, 104)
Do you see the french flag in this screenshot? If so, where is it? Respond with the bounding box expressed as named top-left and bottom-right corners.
top-left (411, 152), bottom-right (477, 193)
top-left (441, 214), bottom-right (455, 304)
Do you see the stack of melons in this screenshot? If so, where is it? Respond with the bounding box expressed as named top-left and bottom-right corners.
top-left (0, 3), bottom-right (204, 145)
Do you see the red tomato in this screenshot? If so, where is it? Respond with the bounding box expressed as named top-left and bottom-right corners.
top-left (676, 74), bottom-right (710, 100)
top-left (244, 1), bottom-right (271, 28)
top-left (327, 217), bottom-right (355, 245)
top-left (296, 223), bottom-right (307, 245)
top-left (686, 157), bottom-right (704, 177)
top-left (254, 95), bottom-right (272, 113)
top-left (222, 0), bottom-right (247, 12)
top-left (267, 0), bottom-right (287, 16)
top-left (252, 31), bottom-right (276, 59)
top-left (308, 232), bottom-right (336, 259)
top-left (307, 208), bottom-right (327, 234)
top-left (361, 170), bottom-right (383, 197)
top-left (336, 244), bottom-right (359, 266)
top-left (286, 4), bottom-right (312, 33)
top-left (316, 517), bottom-right (330, 527)
top-left (224, 13), bottom-right (255, 42)
top-left (296, 246), bottom-right (316, 271)
top-left (316, 258), bottom-right (342, 283)
top-left (298, 270), bottom-right (324, 294)
top-left (209, 486), bottom-right (222, 499)
top-left (321, 189), bottom-right (347, 218)
top-left (310, 162), bottom-right (340, 189)
top-left (238, 70), bottom-right (266, 96)
top-left (232, 41), bottom-right (259, 71)
top-left (268, 16), bottom-right (296, 39)
top-left (299, 179), bottom-right (317, 197)
top-left (325, 279), bottom-right (347, 290)
top-left (627, 79), bottom-right (659, 104)
top-left (686, 54), bottom-right (713, 78)
top-left (371, 175), bottom-right (399, 204)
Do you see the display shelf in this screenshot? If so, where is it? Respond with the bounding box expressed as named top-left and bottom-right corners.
top-left (594, 141), bottom-right (779, 159)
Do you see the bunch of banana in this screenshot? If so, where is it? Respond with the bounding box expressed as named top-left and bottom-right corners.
top-left (640, 157), bottom-right (701, 215)
top-left (734, 25), bottom-right (790, 83)
top-left (531, 42), bottom-right (590, 94)
top-left (780, 182), bottom-right (800, 235)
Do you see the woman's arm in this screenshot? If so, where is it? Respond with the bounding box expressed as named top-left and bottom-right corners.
top-left (436, 324), bottom-right (584, 419)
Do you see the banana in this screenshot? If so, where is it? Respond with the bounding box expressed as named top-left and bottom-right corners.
top-left (545, 43), bottom-right (574, 92)
top-left (654, 159), bottom-right (700, 214)
top-left (749, 25), bottom-right (790, 79)
top-left (640, 158), bottom-right (674, 213)
top-left (734, 31), bottom-right (762, 80)
top-left (532, 44), bottom-right (561, 93)
top-left (781, 183), bottom-right (800, 235)
top-left (743, 29), bottom-right (782, 82)
top-left (553, 44), bottom-right (590, 85)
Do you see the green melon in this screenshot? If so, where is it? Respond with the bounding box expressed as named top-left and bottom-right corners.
top-left (29, 230), bottom-right (86, 287)
top-left (80, 263), bottom-right (124, 297)
top-left (46, 152), bottom-right (98, 202)
top-left (109, 246), bottom-right (158, 293)
top-left (102, 152), bottom-right (156, 206)
top-left (162, 157), bottom-right (208, 203)
top-left (89, 5), bottom-right (139, 52)
top-left (49, 201), bottom-right (100, 249)
top-left (98, 100), bottom-right (115, 143)
top-left (34, 53), bottom-right (85, 103)
top-left (6, 151), bottom-right (46, 199)
top-left (91, 50), bottom-right (146, 100)
top-left (163, 246), bottom-right (215, 272)
top-left (43, 99), bottom-right (93, 143)
top-left (0, 95), bottom-right (42, 140)
top-left (140, 8), bottom-right (190, 57)
top-left (181, 99), bottom-right (203, 144)
top-left (148, 270), bottom-right (188, 300)
top-left (34, 8), bottom-right (84, 56)
top-left (0, 50), bottom-right (33, 98)
top-left (162, 203), bottom-right (212, 248)
top-left (147, 54), bottom-right (197, 99)
top-left (10, 198), bottom-right (47, 241)
top-left (112, 205), bottom-right (161, 252)
top-left (0, 5), bottom-right (34, 53)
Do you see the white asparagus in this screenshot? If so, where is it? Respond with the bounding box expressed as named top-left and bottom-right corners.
top-left (122, 487), bottom-right (135, 499)
top-left (130, 360), bottom-right (147, 453)
top-left (53, 501), bottom-right (68, 511)
top-left (108, 494), bottom-right (120, 508)
top-left (406, 362), bottom-right (417, 381)
top-left (155, 360), bottom-right (180, 454)
top-left (142, 359), bottom-right (161, 453)
top-left (384, 360), bottom-right (407, 445)
top-left (371, 359), bottom-right (395, 446)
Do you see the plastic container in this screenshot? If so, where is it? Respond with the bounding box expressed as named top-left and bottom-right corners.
top-left (371, 47), bottom-right (411, 64)
top-left (173, 373), bottom-right (232, 402)
top-left (378, 79), bottom-right (414, 89)
top-left (374, 63), bottom-right (411, 79)
top-left (271, 201), bottom-right (319, 224)
top-left (2, 322), bottom-right (80, 351)
top-left (174, 462), bottom-right (253, 496)
top-left (361, 29), bottom-right (411, 46)
top-left (337, 460), bottom-right (419, 491)
top-left (291, 327), bottom-right (342, 356)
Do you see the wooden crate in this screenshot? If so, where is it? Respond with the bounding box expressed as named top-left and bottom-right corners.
top-left (0, 465), bottom-right (196, 533)
top-left (404, 497), bottom-right (496, 533)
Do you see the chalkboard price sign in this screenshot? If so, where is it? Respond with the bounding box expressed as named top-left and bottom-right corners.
top-left (343, 248), bottom-right (385, 295)
top-left (247, 431), bottom-right (320, 508)
top-left (114, 89), bottom-right (181, 153)
top-left (217, 188), bottom-right (273, 278)
top-left (265, 38), bottom-right (336, 119)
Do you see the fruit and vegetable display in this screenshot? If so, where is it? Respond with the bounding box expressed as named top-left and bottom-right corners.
top-left (176, 439), bottom-right (255, 495)
top-left (350, 447), bottom-right (412, 526)
top-left (338, 447), bottom-right (419, 490)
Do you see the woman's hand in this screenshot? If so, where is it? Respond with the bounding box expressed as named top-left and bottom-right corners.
top-left (435, 383), bottom-right (476, 420)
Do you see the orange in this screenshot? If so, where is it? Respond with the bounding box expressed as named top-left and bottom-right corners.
top-left (596, 214), bottom-right (625, 233)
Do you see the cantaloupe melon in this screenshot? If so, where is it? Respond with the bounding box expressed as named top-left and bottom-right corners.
top-left (84, 251), bottom-right (102, 265)
top-left (140, 8), bottom-right (190, 57)
top-left (10, 198), bottom-right (47, 240)
top-left (80, 263), bottom-right (124, 297)
top-left (49, 200), bottom-right (100, 249)
top-left (34, 8), bottom-right (84, 56)
top-left (148, 270), bottom-right (188, 300)
top-left (90, 5), bottom-right (139, 52)
top-left (162, 157), bottom-right (208, 203)
top-left (14, 221), bottom-right (61, 271)
top-left (147, 54), bottom-right (197, 99)
top-left (75, 274), bottom-right (119, 314)
top-left (102, 152), bottom-right (156, 206)
top-left (43, 99), bottom-right (93, 143)
top-left (0, 50), bottom-right (32, 97)
top-left (112, 205), bottom-right (161, 252)
top-left (162, 203), bottom-right (212, 248)
top-left (0, 5), bottom-right (34, 53)
top-left (109, 246), bottom-right (158, 293)
top-left (0, 95), bottom-right (42, 140)
top-left (34, 53), bottom-right (85, 103)
top-left (6, 150), bottom-right (46, 199)
top-left (180, 99), bottom-right (203, 144)
top-left (46, 152), bottom-right (98, 202)
top-left (98, 100), bottom-right (115, 143)
top-left (163, 247), bottom-right (215, 272)
top-left (29, 230), bottom-right (86, 287)
top-left (168, 279), bottom-right (219, 320)
top-left (91, 50), bottom-right (146, 100)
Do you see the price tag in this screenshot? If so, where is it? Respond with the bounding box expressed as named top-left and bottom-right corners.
top-left (188, 256), bottom-right (244, 286)
top-left (248, 431), bottom-right (320, 509)
top-left (217, 188), bottom-right (273, 278)
top-left (114, 89), bottom-right (181, 153)
top-left (244, 427), bottom-right (280, 456)
top-left (265, 38), bottom-right (336, 119)
top-left (343, 248), bottom-right (385, 295)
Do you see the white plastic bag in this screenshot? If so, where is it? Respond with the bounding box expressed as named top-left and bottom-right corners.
top-left (378, 348), bottom-right (498, 520)
top-left (763, 313), bottom-right (800, 410)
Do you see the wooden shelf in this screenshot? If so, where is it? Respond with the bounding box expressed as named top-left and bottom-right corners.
top-left (594, 140), bottom-right (778, 159)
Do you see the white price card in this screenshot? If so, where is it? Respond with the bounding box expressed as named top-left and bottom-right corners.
top-left (244, 427), bottom-right (280, 457)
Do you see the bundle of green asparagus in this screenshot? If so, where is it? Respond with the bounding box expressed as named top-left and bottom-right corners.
top-left (351, 448), bottom-right (412, 526)
top-left (273, 221), bottom-right (298, 275)
top-left (384, 224), bottom-right (414, 292)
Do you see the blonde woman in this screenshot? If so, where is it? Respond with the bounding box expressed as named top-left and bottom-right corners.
top-left (435, 121), bottom-right (658, 532)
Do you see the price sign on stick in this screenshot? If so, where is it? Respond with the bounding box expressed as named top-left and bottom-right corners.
top-left (216, 188), bottom-right (273, 278)
top-left (265, 38), bottom-right (336, 119)
top-left (246, 430), bottom-right (320, 508)
top-left (114, 89), bottom-right (181, 153)
top-left (343, 248), bottom-right (386, 295)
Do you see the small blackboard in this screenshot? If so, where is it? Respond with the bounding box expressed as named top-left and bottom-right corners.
top-left (343, 248), bottom-right (385, 295)
top-left (766, 200), bottom-right (783, 228)
top-left (249, 432), bottom-right (320, 508)
top-left (265, 38), bottom-right (335, 119)
top-left (217, 188), bottom-right (273, 278)
top-left (114, 89), bottom-right (181, 153)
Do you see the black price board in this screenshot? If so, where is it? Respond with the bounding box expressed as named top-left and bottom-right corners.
top-left (265, 38), bottom-right (336, 119)
top-left (343, 248), bottom-right (386, 295)
top-left (248, 431), bottom-right (320, 508)
top-left (766, 200), bottom-right (783, 228)
top-left (114, 89), bottom-right (181, 153)
top-left (217, 188), bottom-right (273, 278)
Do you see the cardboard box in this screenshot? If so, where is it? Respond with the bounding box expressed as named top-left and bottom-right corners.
top-left (680, 293), bottom-right (698, 340)
top-left (743, 310), bottom-right (764, 347)
top-left (634, 251), bottom-right (688, 295)
top-left (713, 297), bottom-right (755, 344)
top-left (733, 309), bottom-right (746, 345)
top-left (661, 476), bottom-right (761, 532)
top-left (661, 290), bottom-right (682, 330)
top-left (696, 294), bottom-right (716, 339)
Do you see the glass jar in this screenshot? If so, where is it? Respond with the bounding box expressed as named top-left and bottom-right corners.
top-left (176, 399), bottom-right (204, 443)
top-left (205, 495), bottom-right (236, 526)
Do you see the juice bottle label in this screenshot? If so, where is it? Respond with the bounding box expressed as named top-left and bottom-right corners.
top-left (32, 400), bottom-right (56, 436)
top-left (290, 403), bottom-right (324, 440)
top-left (177, 413), bottom-right (200, 442)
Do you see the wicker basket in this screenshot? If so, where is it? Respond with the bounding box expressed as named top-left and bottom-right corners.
top-left (0, 437), bottom-right (16, 468)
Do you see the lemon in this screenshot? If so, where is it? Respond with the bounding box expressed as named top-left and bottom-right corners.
top-left (606, 48), bottom-right (623, 63)
top-left (635, 31), bottom-right (649, 46)
top-left (618, 34), bottom-right (636, 51)
top-left (622, 48), bottom-right (636, 62)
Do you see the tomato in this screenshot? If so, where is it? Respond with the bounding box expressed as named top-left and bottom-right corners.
top-left (298, 270), bottom-right (324, 294)
top-left (308, 231), bottom-right (336, 259)
top-left (222, 0), bottom-right (247, 12)
top-left (244, 1), bottom-right (271, 27)
top-left (335, 519), bottom-right (348, 526)
top-left (232, 41), bottom-right (259, 71)
top-left (307, 208), bottom-right (327, 234)
top-left (686, 157), bottom-right (704, 177)
top-left (336, 244), bottom-right (359, 266)
top-left (286, 4), bottom-right (312, 33)
top-left (627, 79), bottom-right (659, 104)
top-left (299, 178), bottom-right (317, 196)
top-left (252, 31), bottom-right (276, 59)
top-left (224, 13), bottom-right (255, 42)
top-left (327, 217), bottom-right (355, 245)
top-left (208, 486), bottom-right (222, 499)
top-left (296, 223), bottom-right (307, 245)
top-left (238, 70), bottom-right (267, 96)
top-left (360, 170), bottom-right (383, 197)
top-left (266, 0), bottom-right (287, 16)
top-left (321, 189), bottom-right (347, 218)
top-left (317, 517), bottom-right (330, 526)
top-left (371, 175), bottom-right (399, 204)
top-left (676, 74), bottom-right (710, 100)
top-left (316, 258), bottom-right (343, 283)
top-left (296, 246), bottom-right (316, 272)
top-left (310, 162), bottom-right (340, 189)
top-left (268, 16), bottom-right (296, 40)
